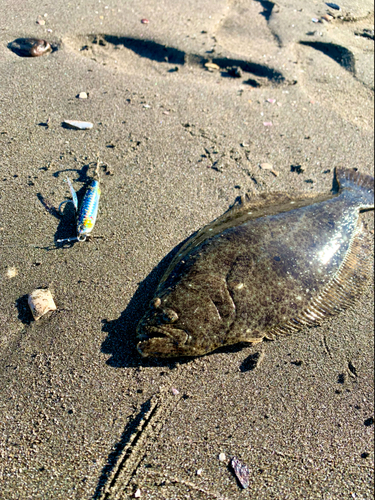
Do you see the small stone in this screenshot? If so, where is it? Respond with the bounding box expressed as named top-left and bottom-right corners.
top-left (311, 18), bottom-right (320, 23)
top-left (28, 288), bottom-right (57, 321)
top-left (259, 163), bottom-right (273, 170)
top-left (77, 92), bottom-right (88, 99)
top-left (218, 453), bottom-right (226, 462)
top-left (6, 267), bottom-right (18, 279)
top-left (364, 417), bottom-right (374, 427)
top-left (263, 122), bottom-right (273, 127)
top-left (141, 18), bottom-right (149, 24)
top-left (227, 66), bottom-right (243, 78)
top-left (171, 387), bottom-right (180, 396)
top-left (63, 120), bottom-right (93, 130)
top-left (134, 489), bottom-right (141, 498)
top-left (321, 14), bottom-right (334, 22)
top-left (8, 38), bottom-right (52, 57)
top-left (36, 18), bottom-right (46, 25)
top-left (196, 469), bottom-right (203, 476)
top-left (291, 165), bottom-right (304, 174)
top-left (266, 98), bottom-right (276, 104)
top-left (205, 62), bottom-right (220, 71)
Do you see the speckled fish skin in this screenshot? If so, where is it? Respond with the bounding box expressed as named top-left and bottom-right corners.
top-left (137, 168), bottom-right (374, 358)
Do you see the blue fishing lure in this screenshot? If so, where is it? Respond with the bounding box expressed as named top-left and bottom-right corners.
top-left (58, 173), bottom-right (101, 243)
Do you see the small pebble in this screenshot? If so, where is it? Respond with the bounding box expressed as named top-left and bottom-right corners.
top-left (6, 267), bottom-right (18, 279)
top-left (321, 14), bottom-right (333, 22)
top-left (311, 18), bottom-right (320, 23)
top-left (291, 165), bottom-right (304, 174)
top-left (263, 122), bottom-right (273, 127)
top-left (259, 163), bottom-right (273, 170)
top-left (171, 387), bottom-right (180, 395)
top-left (8, 38), bottom-right (52, 57)
top-left (227, 66), bottom-right (243, 78)
top-left (28, 288), bottom-right (57, 321)
top-left (63, 120), bottom-right (93, 130)
top-left (77, 92), bottom-right (88, 99)
top-left (196, 469), bottom-right (203, 476)
top-left (141, 18), bottom-right (149, 24)
top-left (218, 453), bottom-right (226, 462)
top-left (205, 62), bottom-right (220, 71)
top-left (266, 98), bottom-right (276, 104)
top-left (134, 489), bottom-right (141, 498)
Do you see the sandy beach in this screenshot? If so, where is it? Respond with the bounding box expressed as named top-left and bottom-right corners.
top-left (0, 0), bottom-right (374, 498)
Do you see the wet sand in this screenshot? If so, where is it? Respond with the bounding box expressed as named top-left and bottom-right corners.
top-left (0, 1), bottom-right (374, 498)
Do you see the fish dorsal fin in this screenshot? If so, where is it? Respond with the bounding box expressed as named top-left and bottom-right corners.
top-left (160, 191), bottom-right (334, 287)
top-left (264, 220), bottom-right (372, 340)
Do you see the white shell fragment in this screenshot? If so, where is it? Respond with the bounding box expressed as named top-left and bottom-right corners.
top-left (77, 92), bottom-right (88, 99)
top-left (63, 120), bottom-right (93, 130)
top-left (28, 289), bottom-right (57, 320)
top-left (6, 267), bottom-right (18, 279)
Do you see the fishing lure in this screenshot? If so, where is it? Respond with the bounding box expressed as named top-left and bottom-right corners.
top-left (58, 164), bottom-right (101, 243)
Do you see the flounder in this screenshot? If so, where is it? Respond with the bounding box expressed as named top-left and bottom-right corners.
top-left (137, 168), bottom-right (374, 357)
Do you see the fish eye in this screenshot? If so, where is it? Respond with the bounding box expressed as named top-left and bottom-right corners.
top-left (151, 297), bottom-right (162, 309)
top-left (162, 308), bottom-right (178, 323)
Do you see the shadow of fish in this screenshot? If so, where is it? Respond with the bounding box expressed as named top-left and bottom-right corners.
top-left (137, 168), bottom-right (374, 358)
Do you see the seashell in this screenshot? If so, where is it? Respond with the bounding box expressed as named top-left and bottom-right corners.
top-left (231, 456), bottom-right (250, 489)
top-left (62, 120), bottom-right (93, 130)
top-left (8, 38), bottom-right (52, 57)
top-left (28, 289), bottom-right (57, 321)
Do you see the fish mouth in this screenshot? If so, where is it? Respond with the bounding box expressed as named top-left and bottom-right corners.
top-left (136, 325), bottom-right (170, 342)
top-left (136, 323), bottom-right (190, 358)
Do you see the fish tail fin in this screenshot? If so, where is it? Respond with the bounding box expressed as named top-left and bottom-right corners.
top-left (335, 167), bottom-right (374, 209)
